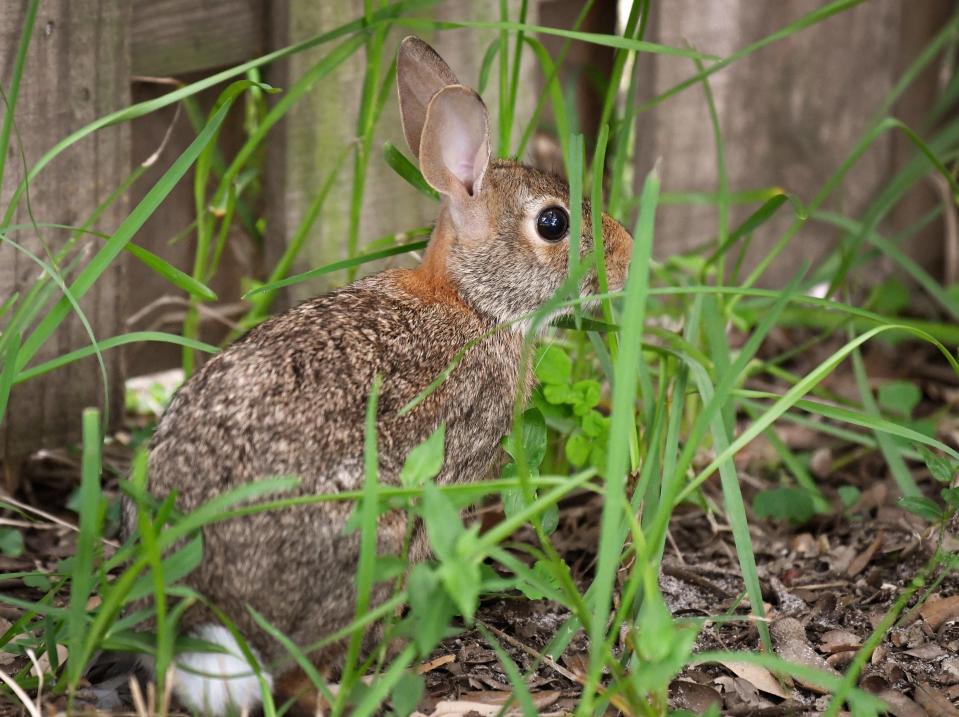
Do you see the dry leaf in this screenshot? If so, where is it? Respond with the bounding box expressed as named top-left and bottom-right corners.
top-left (877, 689), bottom-right (927, 717)
top-left (670, 680), bottom-right (722, 713)
top-left (847, 533), bottom-right (883, 578)
top-left (914, 682), bottom-right (959, 717)
top-left (716, 660), bottom-right (788, 699)
top-left (919, 595), bottom-right (959, 630)
top-left (418, 654), bottom-right (455, 674)
top-left (904, 644), bottom-right (947, 660)
top-left (771, 618), bottom-right (841, 695)
top-left (32, 643), bottom-right (67, 676)
top-left (820, 629), bottom-right (862, 653)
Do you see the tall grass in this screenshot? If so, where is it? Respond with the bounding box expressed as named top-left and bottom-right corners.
top-left (1, 1), bottom-right (958, 716)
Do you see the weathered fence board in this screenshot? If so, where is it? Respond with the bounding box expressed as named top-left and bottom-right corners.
top-left (0, 1), bottom-right (131, 486)
top-left (132, 0), bottom-right (264, 76)
top-left (632, 0), bottom-right (953, 285)
top-left (264, 1), bottom-right (539, 304)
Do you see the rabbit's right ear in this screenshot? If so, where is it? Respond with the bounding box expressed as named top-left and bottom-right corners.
top-left (397, 36), bottom-right (459, 159)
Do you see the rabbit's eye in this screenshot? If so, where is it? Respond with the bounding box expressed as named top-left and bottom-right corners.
top-left (536, 206), bottom-right (569, 242)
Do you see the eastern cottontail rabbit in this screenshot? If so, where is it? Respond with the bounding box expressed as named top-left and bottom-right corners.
top-left (123, 36), bottom-right (632, 715)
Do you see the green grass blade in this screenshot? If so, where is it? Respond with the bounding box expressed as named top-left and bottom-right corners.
top-left (247, 606), bottom-right (334, 706)
top-left (66, 409), bottom-right (103, 688)
top-left (0, 0), bottom-right (39, 192)
top-left (14, 332), bottom-right (217, 385)
top-left (850, 344), bottom-right (919, 497)
top-left (14, 80), bottom-right (253, 373)
top-left (679, 323), bottom-right (959, 504)
top-left (244, 238), bottom-right (429, 298)
top-left (0, 332), bottom-right (20, 429)
top-left (583, 167), bottom-right (659, 708)
top-left (401, 18), bottom-right (717, 59)
top-left (383, 141), bottom-right (438, 200)
top-left (337, 375), bottom-right (383, 710)
top-left (126, 242), bottom-right (217, 301)
top-left (240, 145), bottom-right (353, 327)
top-left (479, 627), bottom-right (537, 717)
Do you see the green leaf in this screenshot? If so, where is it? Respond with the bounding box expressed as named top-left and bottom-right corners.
top-left (870, 277), bottom-right (910, 315)
top-left (535, 345), bottom-right (572, 385)
top-left (126, 243), bottom-right (217, 300)
top-left (565, 432), bottom-right (590, 467)
top-left (442, 528), bottom-right (482, 621)
top-left (22, 573), bottom-right (51, 591)
top-left (390, 671), bottom-right (425, 717)
top-left (581, 410), bottom-right (608, 438)
top-left (421, 483), bottom-right (463, 563)
top-left (898, 496), bottom-right (944, 522)
top-left (383, 141), bottom-right (438, 200)
top-left (752, 487), bottom-right (816, 524)
top-left (838, 485), bottom-right (861, 509)
top-left (543, 383), bottom-right (575, 404)
top-left (573, 380), bottom-right (601, 410)
top-left (940, 487), bottom-right (959, 511)
top-left (503, 408), bottom-right (547, 469)
top-left (371, 555), bottom-right (407, 584)
top-left (405, 563), bottom-right (456, 655)
top-left (540, 503), bottom-right (559, 535)
top-left (400, 423), bottom-right (446, 487)
top-left (636, 590), bottom-right (675, 662)
top-left (918, 445), bottom-right (957, 483)
top-left (515, 559), bottom-right (565, 601)
top-left (0, 527), bottom-right (24, 557)
top-left (877, 380), bottom-right (922, 417)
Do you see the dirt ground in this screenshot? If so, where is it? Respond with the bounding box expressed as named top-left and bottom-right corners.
top-left (1, 337), bottom-right (958, 716)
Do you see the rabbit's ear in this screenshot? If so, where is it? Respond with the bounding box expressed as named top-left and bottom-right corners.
top-left (397, 36), bottom-right (459, 159)
top-left (419, 84), bottom-right (490, 201)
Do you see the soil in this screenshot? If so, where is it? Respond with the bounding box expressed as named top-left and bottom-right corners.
top-left (1, 337), bottom-right (958, 716)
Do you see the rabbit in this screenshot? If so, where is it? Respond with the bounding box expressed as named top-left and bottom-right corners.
top-left (121, 36), bottom-right (633, 716)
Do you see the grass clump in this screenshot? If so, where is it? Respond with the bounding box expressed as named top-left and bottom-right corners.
top-left (2, 2), bottom-right (959, 716)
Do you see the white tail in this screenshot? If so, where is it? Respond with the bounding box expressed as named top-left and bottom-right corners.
top-left (171, 624), bottom-right (272, 716)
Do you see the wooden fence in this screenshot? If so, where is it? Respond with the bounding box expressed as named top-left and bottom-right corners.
top-left (0, 0), bottom-right (954, 487)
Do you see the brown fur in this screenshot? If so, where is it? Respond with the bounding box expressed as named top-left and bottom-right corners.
top-left (121, 36), bottom-right (633, 705)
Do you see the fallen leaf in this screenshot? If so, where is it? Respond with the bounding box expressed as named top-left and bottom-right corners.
top-left (716, 660), bottom-right (788, 699)
top-left (771, 618), bottom-right (841, 695)
top-left (32, 643), bottom-right (68, 676)
top-left (919, 595), bottom-right (959, 630)
top-left (847, 533), bottom-right (883, 578)
top-left (417, 654), bottom-right (455, 674)
top-left (914, 682), bottom-right (959, 717)
top-left (670, 680), bottom-right (722, 713)
top-left (459, 690), bottom-right (560, 710)
top-left (904, 644), bottom-right (946, 660)
top-left (820, 629), bottom-right (862, 653)
top-left (877, 689), bottom-right (926, 717)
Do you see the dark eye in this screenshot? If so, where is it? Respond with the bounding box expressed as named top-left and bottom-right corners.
top-left (536, 206), bottom-right (569, 242)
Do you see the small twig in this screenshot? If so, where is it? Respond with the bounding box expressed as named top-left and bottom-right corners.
top-left (127, 295), bottom-right (248, 332)
top-left (0, 664), bottom-right (41, 717)
top-left (476, 619), bottom-right (582, 685)
top-left (666, 528), bottom-right (686, 565)
top-left (928, 172), bottom-right (959, 286)
top-left (129, 674), bottom-right (150, 717)
top-left (0, 492), bottom-right (120, 549)
top-left (25, 648), bottom-right (43, 711)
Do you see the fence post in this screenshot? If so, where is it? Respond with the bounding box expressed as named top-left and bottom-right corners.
top-left (0, 1), bottom-right (131, 490)
top-left (631, 1), bottom-right (953, 285)
top-left (263, 1), bottom-right (538, 305)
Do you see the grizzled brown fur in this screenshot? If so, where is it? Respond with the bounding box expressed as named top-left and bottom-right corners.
top-left (122, 36), bottom-right (633, 705)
